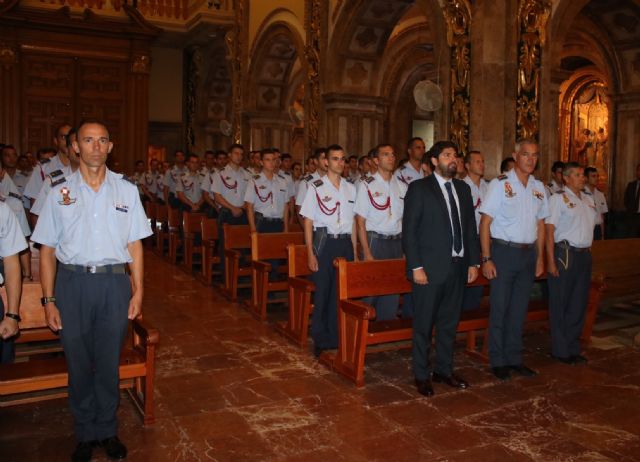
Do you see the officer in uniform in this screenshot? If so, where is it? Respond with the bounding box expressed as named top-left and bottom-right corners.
top-left (141, 158), bottom-right (162, 204)
top-left (0, 168), bottom-right (31, 240)
top-left (354, 144), bottom-right (406, 320)
top-left (300, 144), bottom-right (357, 355)
top-left (545, 162), bottom-right (597, 365)
top-left (479, 138), bottom-right (549, 381)
top-left (24, 123), bottom-right (72, 206)
top-left (295, 148), bottom-right (327, 220)
top-left (31, 119), bottom-right (151, 462)
top-left (163, 150), bottom-right (187, 208)
top-left (244, 149), bottom-right (292, 234)
top-left (584, 167), bottom-right (608, 240)
top-left (0, 200), bottom-right (28, 363)
top-left (1, 145), bottom-right (32, 211)
top-left (396, 137), bottom-right (426, 187)
top-left (211, 144), bottom-right (251, 278)
top-left (546, 161), bottom-right (565, 197)
top-left (176, 153), bottom-right (205, 212)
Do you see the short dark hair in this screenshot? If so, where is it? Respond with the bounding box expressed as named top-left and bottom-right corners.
top-left (37, 147), bottom-right (56, 160)
top-left (551, 161), bottom-right (565, 172)
top-left (311, 147), bottom-right (326, 160)
top-left (428, 140), bottom-right (458, 161)
top-left (204, 150), bottom-right (215, 157)
top-left (228, 143), bottom-right (244, 153)
top-left (174, 150), bottom-right (185, 156)
top-left (215, 150), bottom-right (228, 158)
top-left (358, 156), bottom-right (368, 167)
top-left (500, 157), bottom-right (515, 173)
top-left (187, 153), bottom-right (199, 162)
top-left (464, 150), bottom-right (481, 165)
top-left (65, 128), bottom-right (77, 148)
top-left (326, 144), bottom-right (344, 156)
top-left (0, 144), bottom-right (15, 153)
top-left (584, 166), bottom-right (597, 176)
top-left (76, 119), bottom-right (110, 139)
top-left (371, 144), bottom-right (394, 158)
top-left (292, 161), bottom-right (301, 170)
top-left (348, 155), bottom-right (358, 162)
top-left (135, 160), bottom-right (145, 166)
top-left (281, 153), bottom-right (292, 161)
top-left (562, 161), bottom-right (582, 177)
top-left (407, 137), bottom-right (424, 149)
top-left (260, 148), bottom-right (276, 159)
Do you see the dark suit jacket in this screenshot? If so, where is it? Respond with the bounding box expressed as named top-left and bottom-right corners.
top-left (402, 174), bottom-right (480, 284)
top-left (624, 180), bottom-right (640, 213)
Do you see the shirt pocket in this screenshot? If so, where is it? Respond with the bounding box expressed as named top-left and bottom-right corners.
top-left (108, 203), bottom-right (131, 244)
top-left (502, 196), bottom-right (519, 220)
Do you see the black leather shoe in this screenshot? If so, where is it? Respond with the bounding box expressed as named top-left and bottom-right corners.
top-left (570, 354), bottom-right (588, 364)
top-left (415, 378), bottom-right (434, 397)
top-left (72, 441), bottom-right (95, 462)
top-left (492, 366), bottom-right (511, 381)
top-left (100, 436), bottom-right (127, 460)
top-left (509, 364), bottom-right (537, 377)
top-left (552, 355), bottom-right (573, 365)
top-left (432, 372), bottom-right (469, 389)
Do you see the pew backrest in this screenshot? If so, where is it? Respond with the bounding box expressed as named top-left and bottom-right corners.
top-left (287, 244), bottom-right (311, 278)
top-left (251, 232), bottom-right (304, 261)
top-left (223, 224), bottom-right (251, 250)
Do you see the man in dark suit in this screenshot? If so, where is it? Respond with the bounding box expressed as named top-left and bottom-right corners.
top-left (623, 163), bottom-right (640, 237)
top-left (402, 141), bottom-right (480, 397)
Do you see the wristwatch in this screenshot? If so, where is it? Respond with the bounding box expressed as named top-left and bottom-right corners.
top-left (40, 296), bottom-right (56, 306)
top-left (481, 256), bottom-right (492, 263)
top-left (4, 312), bottom-right (21, 322)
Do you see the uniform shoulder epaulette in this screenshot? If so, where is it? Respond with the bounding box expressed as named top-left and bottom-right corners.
top-left (121, 175), bottom-right (137, 185)
top-left (557, 189), bottom-right (565, 194)
top-left (283, 171), bottom-right (291, 176)
top-left (365, 176), bottom-right (375, 184)
top-left (497, 174), bottom-right (508, 181)
top-left (253, 174), bottom-right (260, 180)
top-left (547, 181), bottom-right (553, 187)
top-left (51, 176), bottom-right (66, 187)
top-left (277, 173), bottom-right (286, 180)
top-left (199, 172), bottom-right (205, 177)
top-left (8, 191), bottom-right (22, 200)
top-left (40, 158), bottom-right (50, 165)
top-left (304, 174), bottom-right (314, 182)
top-left (313, 179), bottom-right (323, 187)
top-left (483, 178), bottom-right (490, 183)
top-left (583, 189), bottom-right (592, 195)
top-left (49, 169), bottom-right (64, 179)
top-left (346, 177), bottom-right (355, 184)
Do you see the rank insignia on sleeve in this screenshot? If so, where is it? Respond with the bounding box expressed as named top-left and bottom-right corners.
top-left (313, 179), bottom-right (324, 187)
top-left (304, 174), bottom-right (313, 182)
top-left (365, 176), bottom-right (375, 184)
top-left (533, 190), bottom-right (544, 200)
top-left (58, 186), bottom-right (76, 205)
top-left (562, 193), bottom-right (576, 208)
top-left (504, 182), bottom-right (515, 198)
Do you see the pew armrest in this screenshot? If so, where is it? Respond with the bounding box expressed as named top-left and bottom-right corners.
top-left (131, 318), bottom-right (160, 348)
top-left (339, 299), bottom-right (376, 320)
top-left (288, 276), bottom-right (315, 293)
top-left (252, 260), bottom-right (272, 273)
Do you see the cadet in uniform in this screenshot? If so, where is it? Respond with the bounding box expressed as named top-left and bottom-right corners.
top-left (545, 162), bottom-right (597, 365)
top-left (300, 144), bottom-right (357, 355)
top-left (31, 120), bottom-right (151, 462)
top-left (244, 149), bottom-right (292, 234)
top-left (141, 159), bottom-right (162, 204)
top-left (295, 148), bottom-right (327, 220)
top-left (396, 137), bottom-right (426, 187)
top-left (546, 161), bottom-right (565, 197)
top-left (176, 153), bottom-right (205, 212)
top-left (1, 145), bottom-right (32, 211)
top-left (479, 138), bottom-right (549, 381)
top-left (584, 166), bottom-right (608, 240)
top-left (354, 144), bottom-right (406, 320)
top-left (0, 200), bottom-right (28, 363)
top-left (211, 144), bottom-right (251, 278)
top-left (163, 150), bottom-right (187, 208)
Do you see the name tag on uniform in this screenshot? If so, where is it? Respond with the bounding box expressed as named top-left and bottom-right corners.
top-left (348, 200), bottom-right (354, 204)
top-left (115, 203), bottom-right (129, 213)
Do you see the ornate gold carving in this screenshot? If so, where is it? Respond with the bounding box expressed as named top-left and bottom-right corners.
top-left (131, 54), bottom-right (150, 74)
top-left (516, 0), bottom-right (550, 140)
top-left (185, 48), bottom-right (202, 150)
top-left (226, 0), bottom-right (244, 143)
top-left (443, 0), bottom-right (472, 154)
top-left (305, 0), bottom-right (321, 148)
top-left (0, 42), bottom-right (18, 69)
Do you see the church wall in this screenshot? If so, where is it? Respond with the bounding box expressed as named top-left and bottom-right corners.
top-left (149, 47), bottom-right (184, 123)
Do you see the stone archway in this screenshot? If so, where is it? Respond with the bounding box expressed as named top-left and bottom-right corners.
top-left (245, 22), bottom-right (305, 156)
top-left (325, 0), bottom-right (449, 157)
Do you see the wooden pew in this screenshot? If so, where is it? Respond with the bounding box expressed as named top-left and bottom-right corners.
top-left (248, 232), bottom-right (305, 321)
top-left (167, 206), bottom-right (182, 264)
top-left (154, 204), bottom-right (169, 257)
top-left (275, 244), bottom-right (315, 347)
top-left (198, 218), bottom-right (220, 286)
top-left (181, 212), bottom-right (205, 273)
top-left (321, 258), bottom-right (605, 387)
top-left (591, 238), bottom-right (640, 303)
top-left (0, 282), bottom-right (159, 425)
top-left (221, 224), bottom-right (251, 301)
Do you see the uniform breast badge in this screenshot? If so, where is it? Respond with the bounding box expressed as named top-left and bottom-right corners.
top-left (58, 186), bottom-right (76, 205)
top-left (220, 173), bottom-right (238, 193)
top-left (562, 193), bottom-right (576, 209)
top-left (316, 192), bottom-right (341, 224)
top-left (532, 190), bottom-right (544, 200)
top-left (504, 182), bottom-right (516, 198)
top-left (367, 188), bottom-right (391, 217)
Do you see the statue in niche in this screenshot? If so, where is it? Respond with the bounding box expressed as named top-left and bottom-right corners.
top-left (573, 128), bottom-right (593, 166)
top-left (595, 127), bottom-right (608, 169)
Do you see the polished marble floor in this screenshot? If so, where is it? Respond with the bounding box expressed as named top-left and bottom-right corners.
top-left (2, 250), bottom-right (640, 461)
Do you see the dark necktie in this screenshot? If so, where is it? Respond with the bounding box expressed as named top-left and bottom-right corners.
top-left (445, 181), bottom-right (462, 253)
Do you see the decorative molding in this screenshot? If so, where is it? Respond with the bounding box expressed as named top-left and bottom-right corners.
top-left (225, 0), bottom-right (244, 143)
top-left (305, 0), bottom-right (321, 149)
top-left (185, 47), bottom-right (202, 150)
top-left (0, 42), bottom-right (18, 68)
top-left (516, 0), bottom-right (550, 141)
top-left (131, 53), bottom-right (150, 74)
top-left (443, 0), bottom-right (472, 155)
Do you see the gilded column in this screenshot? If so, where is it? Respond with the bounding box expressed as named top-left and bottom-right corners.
top-left (305, 0), bottom-right (321, 151)
top-left (516, 0), bottom-right (550, 141)
top-left (184, 47), bottom-right (202, 151)
top-left (443, 0), bottom-right (472, 155)
top-left (0, 41), bottom-right (20, 147)
top-left (225, 0), bottom-right (245, 144)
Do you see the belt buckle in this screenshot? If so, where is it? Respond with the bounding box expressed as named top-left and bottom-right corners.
top-left (87, 266), bottom-right (97, 274)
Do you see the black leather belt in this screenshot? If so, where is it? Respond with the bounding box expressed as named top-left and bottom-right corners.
top-left (368, 231), bottom-right (402, 240)
top-left (556, 240), bottom-right (591, 253)
top-left (255, 213), bottom-right (283, 222)
top-left (327, 233), bottom-right (351, 240)
top-left (492, 238), bottom-right (534, 249)
top-left (451, 256), bottom-right (464, 263)
top-left (61, 263), bottom-right (127, 274)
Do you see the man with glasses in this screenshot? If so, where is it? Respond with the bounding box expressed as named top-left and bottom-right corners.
top-left (479, 138), bottom-right (549, 381)
top-left (300, 145), bottom-right (357, 356)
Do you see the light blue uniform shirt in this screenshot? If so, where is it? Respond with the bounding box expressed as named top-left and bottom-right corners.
top-left (354, 172), bottom-right (406, 235)
top-left (24, 154), bottom-right (66, 200)
top-left (31, 164), bottom-right (74, 216)
top-left (31, 169), bottom-right (152, 266)
top-left (479, 169), bottom-right (549, 244)
top-left (545, 188), bottom-right (597, 248)
top-left (0, 201), bottom-right (28, 258)
top-left (11, 170), bottom-right (31, 210)
top-left (463, 176), bottom-right (490, 232)
top-left (163, 165), bottom-right (187, 195)
top-left (395, 162), bottom-right (424, 187)
top-left (295, 172), bottom-right (321, 207)
top-left (244, 172), bottom-right (291, 218)
top-left (0, 174), bottom-right (30, 236)
top-left (300, 177), bottom-right (356, 235)
top-left (211, 164), bottom-right (251, 208)
top-left (175, 171), bottom-right (204, 204)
